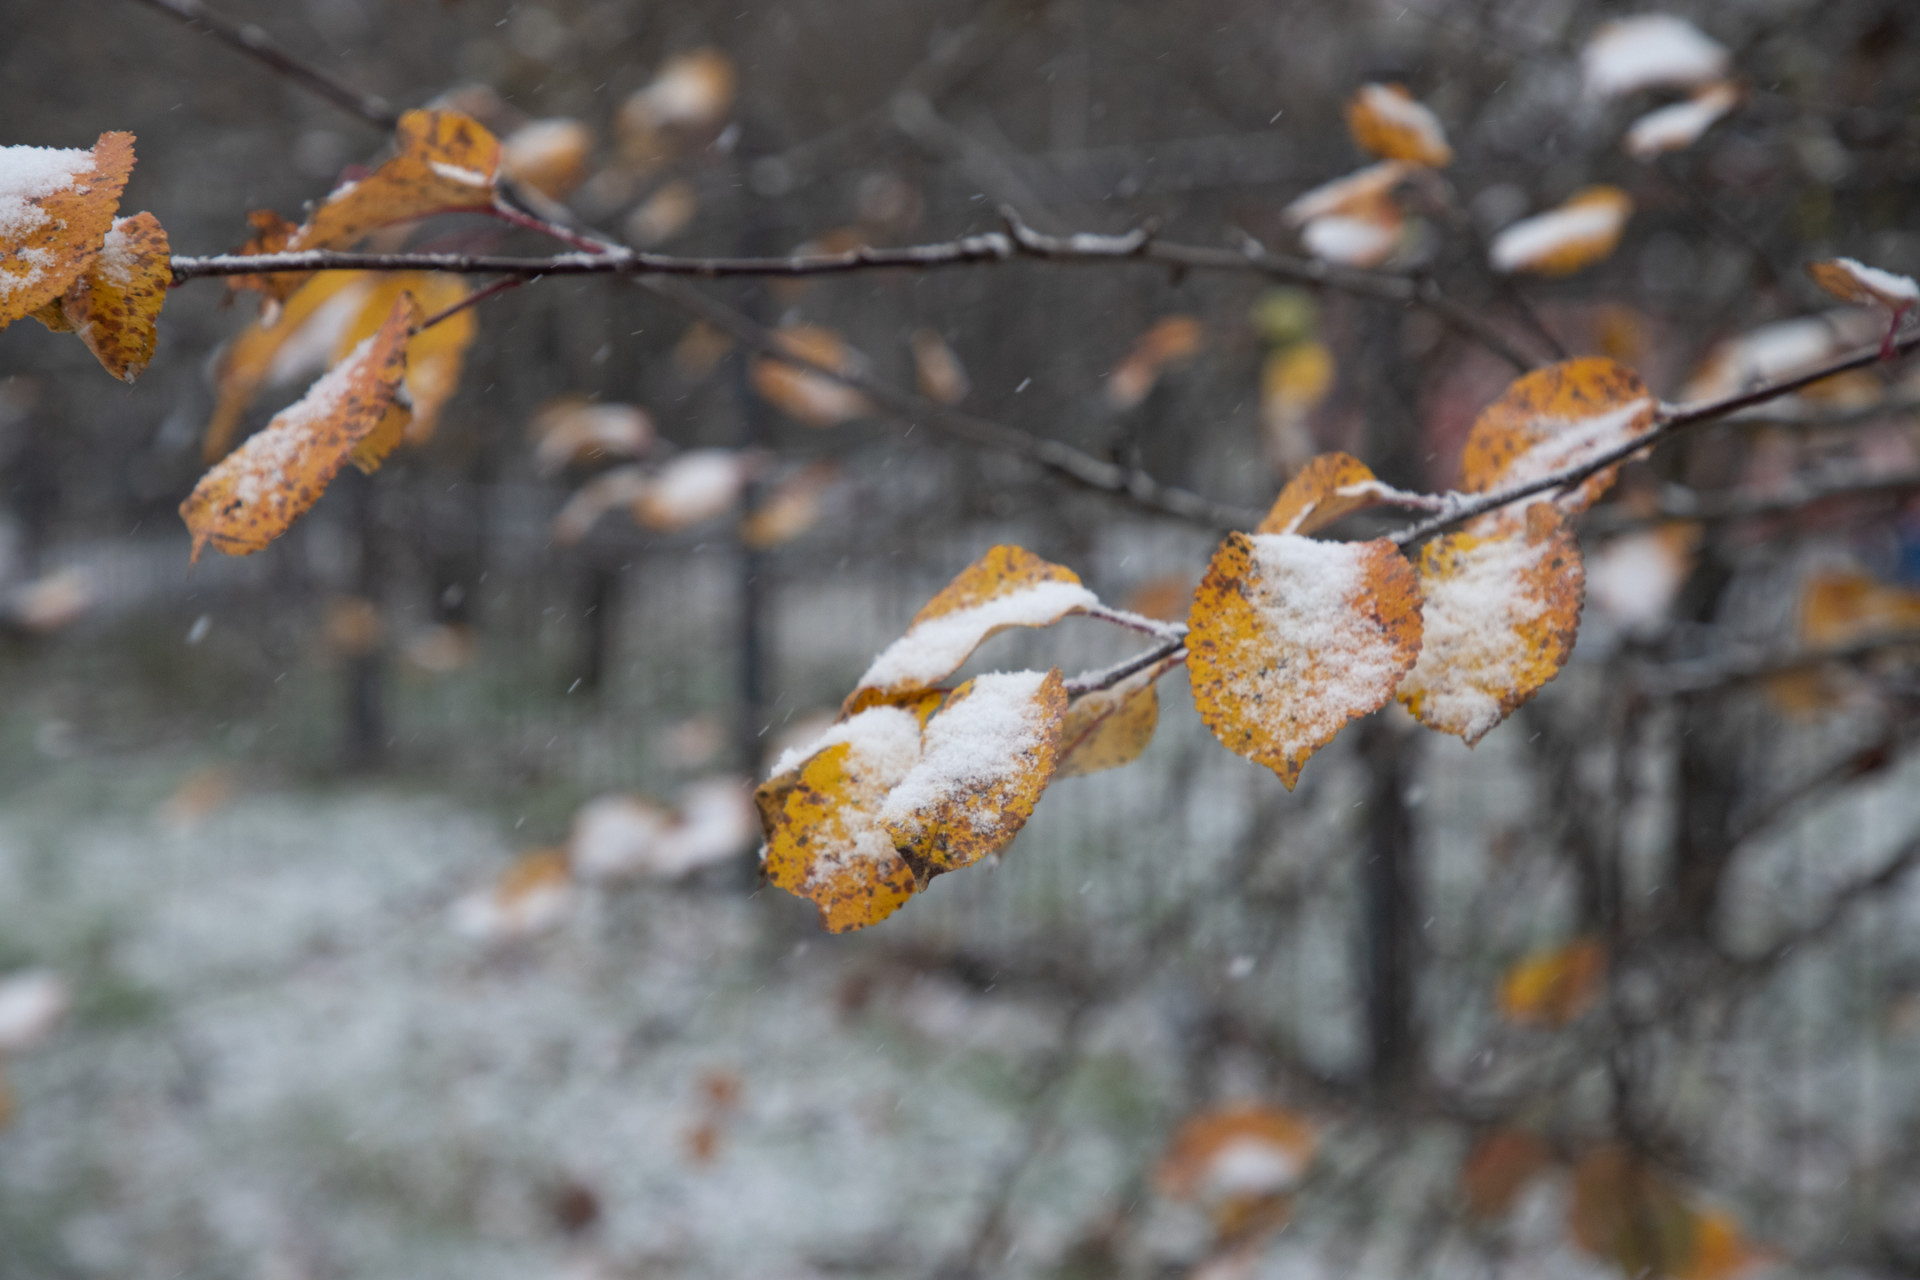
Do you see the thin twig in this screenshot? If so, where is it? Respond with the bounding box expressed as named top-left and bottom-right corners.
top-left (1637, 629), bottom-right (1920, 698)
top-left (1584, 469), bottom-right (1920, 536)
top-left (417, 275), bottom-right (524, 332)
top-left (127, 0), bottom-right (399, 129)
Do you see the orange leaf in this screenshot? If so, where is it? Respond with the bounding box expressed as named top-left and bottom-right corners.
top-left (0, 132), bottom-right (135, 329)
top-left (1568, 1147), bottom-right (1755, 1280)
top-left (1257, 451), bottom-right (1416, 537)
top-left (51, 211), bottom-right (170, 383)
top-left (1346, 83), bottom-right (1453, 167)
top-left (1282, 161), bottom-right (1413, 227)
top-left (1498, 936), bottom-right (1607, 1026)
top-left (180, 293), bottom-right (419, 561)
top-left (1396, 505), bottom-right (1584, 744)
top-left (203, 269), bottom-right (376, 462)
top-left (1106, 315), bottom-right (1203, 410)
top-left (634, 449), bottom-right (749, 531)
top-left (501, 118), bottom-right (594, 200)
top-left (453, 846), bottom-right (574, 942)
top-left (750, 325), bottom-right (870, 426)
top-left (1188, 531), bottom-right (1424, 789)
top-left (1056, 658), bottom-right (1175, 779)
top-left (1457, 358), bottom-right (1658, 514)
top-left (1462, 1129), bottom-right (1554, 1219)
top-left (1797, 569), bottom-right (1920, 648)
top-left (1806, 257), bottom-right (1920, 312)
top-left (1155, 1103), bottom-right (1318, 1203)
top-left (845, 545), bottom-right (1097, 712)
top-left (880, 670), bottom-right (1068, 880)
top-left (223, 209), bottom-right (301, 301)
top-left (295, 110), bottom-right (502, 253)
top-left (1490, 186), bottom-right (1634, 276)
top-left (741, 461), bottom-right (836, 549)
top-left (330, 271), bottom-right (475, 444)
top-left (756, 699), bottom-right (937, 933)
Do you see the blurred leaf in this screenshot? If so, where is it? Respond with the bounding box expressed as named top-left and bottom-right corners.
top-left (1582, 15), bottom-right (1730, 100)
top-left (501, 117), bottom-right (594, 200)
top-left (1346, 83), bottom-right (1453, 167)
top-left (910, 328), bottom-right (970, 404)
top-left (1806, 257), bottom-right (1919, 311)
top-left (1490, 187), bottom-right (1634, 276)
top-left (1499, 937), bottom-right (1607, 1026)
top-left (1106, 315), bottom-right (1203, 410)
top-left (750, 325), bottom-right (871, 427)
top-left (1462, 1128), bottom-right (1554, 1219)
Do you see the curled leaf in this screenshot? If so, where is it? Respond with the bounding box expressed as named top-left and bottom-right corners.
top-left (1056, 657), bottom-right (1177, 779)
top-left (180, 293), bottom-right (420, 561)
top-left (847, 545), bottom-right (1098, 711)
top-left (1346, 83), bottom-right (1453, 167)
top-left (299, 110), bottom-right (501, 251)
top-left (1258, 450), bottom-right (1422, 537)
top-left (1396, 505), bottom-right (1584, 744)
top-left (879, 669), bottom-right (1068, 880)
top-left (1188, 531), bottom-right (1424, 789)
top-left (1457, 358), bottom-right (1658, 513)
top-left (203, 270), bottom-right (377, 462)
top-left (1489, 187), bottom-right (1633, 276)
top-left (0, 131), bottom-right (135, 328)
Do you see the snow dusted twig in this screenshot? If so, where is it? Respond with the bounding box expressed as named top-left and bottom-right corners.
top-left (1080, 602), bottom-right (1187, 642)
top-left (1063, 640), bottom-right (1187, 697)
top-left (1390, 326), bottom-right (1920, 547)
top-left (129, 0), bottom-right (399, 129)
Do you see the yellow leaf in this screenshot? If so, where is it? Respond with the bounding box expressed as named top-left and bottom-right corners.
top-left (910, 328), bottom-right (970, 404)
top-left (1805, 257), bottom-right (1920, 312)
top-left (298, 110), bottom-right (501, 252)
top-left (330, 271), bottom-right (475, 444)
top-left (1188, 530), bottom-right (1424, 789)
top-left (1260, 341), bottom-right (1335, 464)
top-left (741, 461), bottom-right (835, 549)
top-left (621, 48), bottom-right (737, 133)
top-left (1461, 1129), bottom-right (1554, 1219)
top-left (756, 698), bottom-right (938, 933)
top-left (1282, 161), bottom-right (1413, 227)
top-left (1055, 659), bottom-right (1173, 779)
top-left (1155, 1103), bottom-right (1318, 1203)
top-left (0, 131), bottom-right (135, 329)
top-left (1346, 83), bottom-right (1453, 167)
top-left (53, 211), bottom-right (170, 383)
top-left (1490, 186), bottom-right (1634, 276)
top-left (204, 270), bottom-right (376, 462)
top-left (501, 117), bottom-right (594, 200)
top-left (1257, 450), bottom-right (1405, 538)
top-left (1457, 357), bottom-right (1658, 514)
top-left (1498, 936), bottom-right (1606, 1026)
top-left (1396, 505), bottom-right (1584, 744)
top-left (1106, 314), bottom-right (1203, 410)
top-left (845, 545), bottom-right (1097, 712)
top-left (180, 293), bottom-right (419, 561)
top-left (222, 209), bottom-right (301, 302)
top-left (30, 297), bottom-right (73, 332)
top-left (881, 670), bottom-right (1068, 881)
top-left (1798, 569), bottom-right (1920, 648)
top-left (750, 325), bottom-right (871, 426)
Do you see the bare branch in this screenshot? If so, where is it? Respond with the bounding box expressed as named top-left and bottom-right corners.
top-left (1585, 468), bottom-right (1920, 536)
top-left (127, 0), bottom-right (399, 129)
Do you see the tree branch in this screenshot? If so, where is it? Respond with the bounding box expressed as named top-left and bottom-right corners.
top-left (127, 0), bottom-right (399, 129)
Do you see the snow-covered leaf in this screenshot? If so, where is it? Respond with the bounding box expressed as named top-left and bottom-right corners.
top-left (204, 269), bottom-right (377, 461)
top-left (1188, 529), bottom-right (1423, 789)
top-left (1282, 161), bottom-right (1412, 227)
top-left (0, 132), bottom-right (135, 329)
top-left (1346, 83), bottom-right (1453, 167)
top-left (1396, 505), bottom-right (1584, 744)
top-left (1623, 82), bottom-right (1741, 160)
top-left (634, 448), bottom-right (748, 531)
top-left (530, 398), bottom-right (655, 475)
top-left (180, 293), bottom-right (418, 561)
top-left (846, 545), bottom-right (1098, 711)
top-left (1489, 186), bottom-right (1633, 276)
top-left (1806, 257), bottom-right (1920, 312)
top-left (501, 117), bottom-right (593, 200)
top-left (741, 461), bottom-right (835, 549)
top-left (1457, 357), bottom-right (1659, 513)
top-left (1156, 1103), bottom-right (1318, 1203)
top-left (1582, 15), bottom-right (1729, 100)
top-left (452, 847), bottom-right (573, 942)
top-left (626, 178), bottom-right (698, 247)
top-left (41, 211), bottom-right (169, 382)
top-left (1256, 450), bottom-right (1418, 538)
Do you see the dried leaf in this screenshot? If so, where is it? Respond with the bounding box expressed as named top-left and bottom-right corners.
top-left (847, 545), bottom-right (1098, 711)
top-left (911, 328), bottom-right (970, 404)
top-left (1126, 574), bottom-right (1195, 623)
top-left (757, 701), bottom-right (934, 933)
top-left (1396, 505), bottom-right (1584, 744)
top-left (552, 465), bottom-right (650, 545)
top-left (1462, 1129), bottom-right (1554, 1219)
top-left (1457, 358), bottom-right (1659, 513)
top-left (6, 566), bottom-right (93, 633)
top-left (1569, 1147), bottom-right (1755, 1280)
top-left (1346, 83), bottom-right (1453, 167)
top-left (1624, 82), bottom-right (1742, 160)
top-left (634, 449), bottom-right (748, 531)
top-left (0, 131), bottom-right (135, 329)
top-left (1106, 315), bottom-right (1203, 411)
top-left (223, 209), bottom-right (300, 301)
top-left (530, 397), bottom-right (655, 475)
top-left (49, 211), bottom-right (169, 382)
top-left (1188, 531), bottom-right (1424, 789)
top-left (1490, 187), bottom-right (1634, 276)
top-left (1282, 161), bottom-right (1412, 227)
top-left (180, 293), bottom-right (419, 561)
top-left (1257, 450), bottom-right (1414, 538)
top-left (880, 669), bottom-right (1068, 881)
top-left (1499, 936), bottom-right (1607, 1026)
top-left (1582, 15), bottom-right (1730, 100)
top-left (204, 269), bottom-right (376, 461)
top-left (750, 325), bottom-right (871, 426)
top-left (741, 461), bottom-right (835, 549)
top-left (1798, 569), bottom-right (1920, 648)
top-left (1056, 658), bottom-right (1174, 779)
top-left (1806, 257), bottom-right (1920, 312)
top-left (1156, 1103), bottom-right (1318, 1203)
top-left (298, 110), bottom-right (501, 252)
top-left (622, 48), bottom-right (737, 133)
top-left (501, 117), bottom-right (594, 200)
top-left (330, 271), bottom-right (474, 444)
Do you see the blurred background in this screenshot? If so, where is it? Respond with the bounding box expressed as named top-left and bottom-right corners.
top-left (5, 0), bottom-right (1920, 1276)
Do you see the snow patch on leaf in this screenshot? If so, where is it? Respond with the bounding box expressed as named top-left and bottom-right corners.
top-left (1582, 15), bottom-right (1729, 100)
